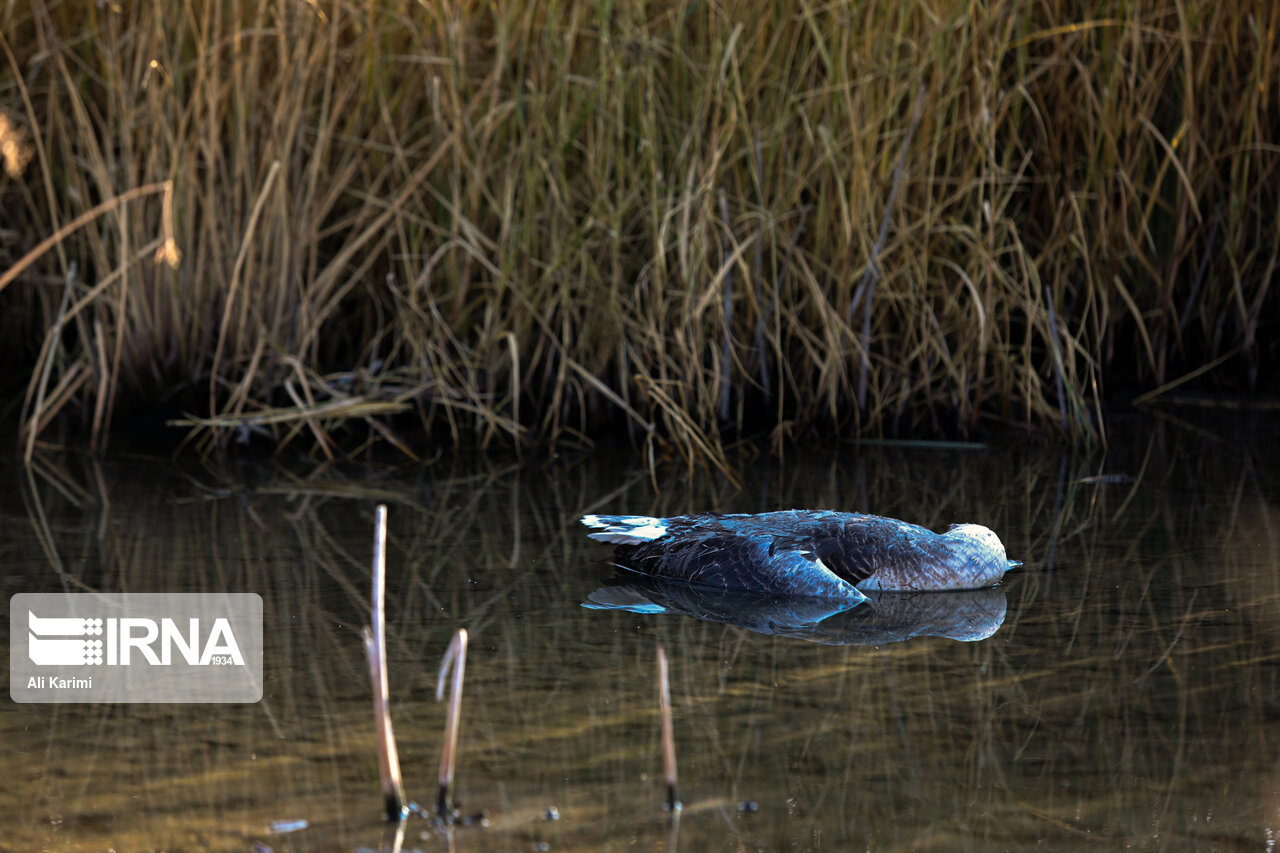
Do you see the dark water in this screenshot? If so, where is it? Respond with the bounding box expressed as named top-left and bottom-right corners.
top-left (2, 417), bottom-right (1279, 852)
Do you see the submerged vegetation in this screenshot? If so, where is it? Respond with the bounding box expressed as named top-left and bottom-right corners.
top-left (0, 0), bottom-right (1276, 461)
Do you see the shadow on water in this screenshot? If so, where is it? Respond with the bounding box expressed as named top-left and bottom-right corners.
top-left (1, 415), bottom-right (1278, 851)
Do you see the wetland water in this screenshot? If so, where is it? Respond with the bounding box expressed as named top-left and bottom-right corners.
top-left (1, 417), bottom-right (1278, 851)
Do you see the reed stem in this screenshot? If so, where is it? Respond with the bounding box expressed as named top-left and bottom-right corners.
top-left (363, 505), bottom-right (406, 821)
top-left (657, 644), bottom-right (680, 811)
top-left (435, 628), bottom-right (468, 820)
top-left (853, 86), bottom-right (925, 412)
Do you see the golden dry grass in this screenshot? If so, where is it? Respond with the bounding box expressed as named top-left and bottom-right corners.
top-left (0, 0), bottom-right (1275, 461)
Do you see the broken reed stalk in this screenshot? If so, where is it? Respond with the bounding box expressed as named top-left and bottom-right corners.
top-left (657, 644), bottom-right (680, 811)
top-left (362, 504), bottom-right (407, 821)
top-left (0, 181), bottom-right (173, 296)
top-left (435, 627), bottom-right (468, 820)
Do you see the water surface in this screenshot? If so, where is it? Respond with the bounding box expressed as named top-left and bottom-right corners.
top-left (2, 419), bottom-right (1278, 851)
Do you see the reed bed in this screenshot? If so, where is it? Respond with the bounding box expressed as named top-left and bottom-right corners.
top-left (0, 0), bottom-right (1276, 460)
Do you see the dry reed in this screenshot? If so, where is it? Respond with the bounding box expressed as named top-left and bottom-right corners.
top-left (656, 644), bottom-right (680, 812)
top-left (1, 0), bottom-right (1275, 462)
top-left (362, 504), bottom-right (407, 821)
top-left (434, 627), bottom-right (468, 821)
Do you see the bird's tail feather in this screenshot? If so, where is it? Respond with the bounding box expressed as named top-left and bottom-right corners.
top-left (581, 514), bottom-right (669, 545)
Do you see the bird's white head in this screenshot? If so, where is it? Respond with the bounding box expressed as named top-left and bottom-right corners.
top-left (946, 523), bottom-right (1021, 581)
top-left (947, 523), bottom-right (1006, 558)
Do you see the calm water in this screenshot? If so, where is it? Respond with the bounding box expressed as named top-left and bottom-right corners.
top-left (2, 417), bottom-right (1278, 852)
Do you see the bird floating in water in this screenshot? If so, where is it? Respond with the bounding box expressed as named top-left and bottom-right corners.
top-left (581, 510), bottom-right (1019, 602)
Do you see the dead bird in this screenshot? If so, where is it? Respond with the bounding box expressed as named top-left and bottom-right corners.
top-left (581, 510), bottom-right (1019, 602)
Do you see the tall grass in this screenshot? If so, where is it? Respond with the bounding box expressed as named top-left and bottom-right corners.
top-left (0, 0), bottom-right (1275, 460)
